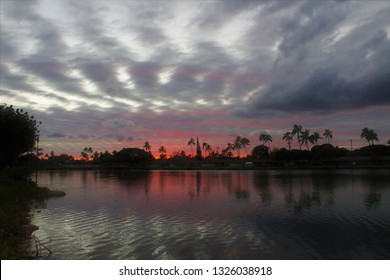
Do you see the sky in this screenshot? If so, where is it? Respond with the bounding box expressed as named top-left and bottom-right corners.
top-left (1, 0), bottom-right (389, 157)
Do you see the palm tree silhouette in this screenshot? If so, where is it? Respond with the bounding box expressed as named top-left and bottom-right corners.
top-left (143, 141), bottom-right (151, 153)
top-left (240, 137), bottom-right (251, 157)
top-left (226, 142), bottom-right (234, 158)
top-left (205, 144), bottom-right (212, 157)
top-left (187, 138), bottom-right (195, 157)
top-left (361, 128), bottom-right (378, 145)
top-left (309, 132), bottom-right (322, 146)
top-left (234, 136), bottom-right (242, 157)
top-left (282, 132), bottom-right (293, 150)
top-left (202, 142), bottom-right (208, 158)
top-left (159, 146), bottom-right (167, 159)
top-left (259, 132), bottom-right (272, 149)
top-left (323, 129), bottom-right (333, 144)
top-left (300, 129), bottom-right (311, 150)
top-left (291, 124), bottom-right (302, 150)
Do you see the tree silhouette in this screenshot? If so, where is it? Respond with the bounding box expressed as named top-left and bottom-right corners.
top-left (309, 132), bottom-right (322, 146)
top-left (233, 136), bottom-right (242, 157)
top-left (252, 145), bottom-right (269, 159)
top-left (158, 146), bottom-right (167, 159)
top-left (360, 127), bottom-right (378, 145)
top-left (202, 142), bottom-right (208, 158)
top-left (196, 137), bottom-right (202, 159)
top-left (205, 144), bottom-right (212, 157)
top-left (143, 141), bottom-right (151, 153)
top-left (225, 143), bottom-right (234, 158)
top-left (240, 137), bottom-right (251, 157)
top-left (283, 132), bottom-right (293, 150)
top-left (300, 129), bottom-right (311, 150)
top-left (0, 105), bottom-right (41, 169)
top-left (187, 138), bottom-right (195, 157)
top-left (323, 129), bottom-right (333, 144)
top-left (291, 124), bottom-right (302, 150)
top-left (259, 132), bottom-right (272, 149)
top-left (81, 147), bottom-right (93, 161)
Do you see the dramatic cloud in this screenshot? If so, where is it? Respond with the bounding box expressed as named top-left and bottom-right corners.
top-left (1, 0), bottom-right (389, 155)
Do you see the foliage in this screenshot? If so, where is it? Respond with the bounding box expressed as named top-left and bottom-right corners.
top-left (323, 129), bottom-right (333, 144)
top-left (252, 145), bottom-right (269, 159)
top-left (0, 171), bottom-right (50, 259)
top-left (360, 128), bottom-right (379, 146)
top-left (272, 148), bottom-right (312, 161)
top-left (259, 132), bottom-right (272, 147)
top-left (311, 144), bottom-right (348, 159)
top-left (114, 148), bottom-right (154, 164)
top-left (353, 145), bottom-right (390, 156)
top-left (0, 105), bottom-right (41, 170)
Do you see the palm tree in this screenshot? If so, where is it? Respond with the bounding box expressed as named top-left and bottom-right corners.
top-left (282, 132), bottom-right (293, 150)
top-left (158, 146), bottom-right (167, 159)
top-left (300, 129), bottom-right (311, 150)
top-left (240, 137), bottom-right (251, 157)
top-left (196, 137), bottom-right (202, 159)
top-left (205, 144), bottom-right (212, 157)
top-left (226, 142), bottom-right (234, 158)
top-left (361, 128), bottom-right (378, 146)
top-left (202, 142), bottom-right (208, 158)
top-left (323, 129), bottom-right (333, 144)
top-left (259, 132), bottom-right (272, 149)
top-left (143, 141), bottom-right (151, 153)
top-left (291, 124), bottom-right (302, 150)
top-left (187, 138), bottom-right (195, 157)
top-left (234, 136), bottom-right (242, 157)
top-left (81, 147), bottom-right (93, 161)
top-left (309, 132), bottom-right (322, 146)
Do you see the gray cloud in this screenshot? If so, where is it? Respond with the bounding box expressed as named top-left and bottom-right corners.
top-left (1, 0), bottom-right (389, 153)
top-left (48, 132), bottom-right (66, 138)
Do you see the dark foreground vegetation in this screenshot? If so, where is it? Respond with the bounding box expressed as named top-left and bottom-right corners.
top-left (0, 105), bottom-right (63, 259)
top-left (0, 170), bottom-right (52, 259)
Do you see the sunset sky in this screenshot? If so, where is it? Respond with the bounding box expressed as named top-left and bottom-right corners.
top-left (1, 0), bottom-right (389, 157)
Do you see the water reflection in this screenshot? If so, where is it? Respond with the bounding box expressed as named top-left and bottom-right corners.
top-left (33, 169), bottom-right (390, 259)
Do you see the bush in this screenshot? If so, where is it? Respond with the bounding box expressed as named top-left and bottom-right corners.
top-left (0, 105), bottom-right (40, 170)
top-left (311, 144), bottom-right (348, 159)
top-left (252, 145), bottom-right (269, 159)
top-left (113, 148), bottom-right (154, 165)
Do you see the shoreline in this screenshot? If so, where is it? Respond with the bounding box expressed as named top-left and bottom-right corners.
top-left (35, 163), bottom-right (390, 171)
top-left (0, 172), bottom-right (65, 259)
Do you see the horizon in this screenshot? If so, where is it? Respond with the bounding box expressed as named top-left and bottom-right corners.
top-left (1, 0), bottom-right (389, 157)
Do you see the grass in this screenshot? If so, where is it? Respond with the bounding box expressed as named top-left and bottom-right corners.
top-left (0, 170), bottom-right (50, 259)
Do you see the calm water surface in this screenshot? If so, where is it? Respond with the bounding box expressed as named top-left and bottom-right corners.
top-left (32, 169), bottom-right (390, 259)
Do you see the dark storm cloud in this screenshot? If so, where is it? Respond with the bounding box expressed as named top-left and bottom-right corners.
top-left (237, 1), bottom-right (390, 117)
top-left (277, 1), bottom-right (348, 58)
top-left (241, 62), bottom-right (390, 117)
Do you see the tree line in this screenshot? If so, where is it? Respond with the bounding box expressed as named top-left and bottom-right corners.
top-left (135, 125), bottom-right (381, 160)
top-left (0, 104), bottom-right (388, 170)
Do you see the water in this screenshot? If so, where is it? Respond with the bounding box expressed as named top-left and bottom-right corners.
top-left (32, 169), bottom-right (390, 259)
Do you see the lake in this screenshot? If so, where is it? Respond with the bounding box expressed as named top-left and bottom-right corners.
top-left (32, 169), bottom-right (390, 260)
